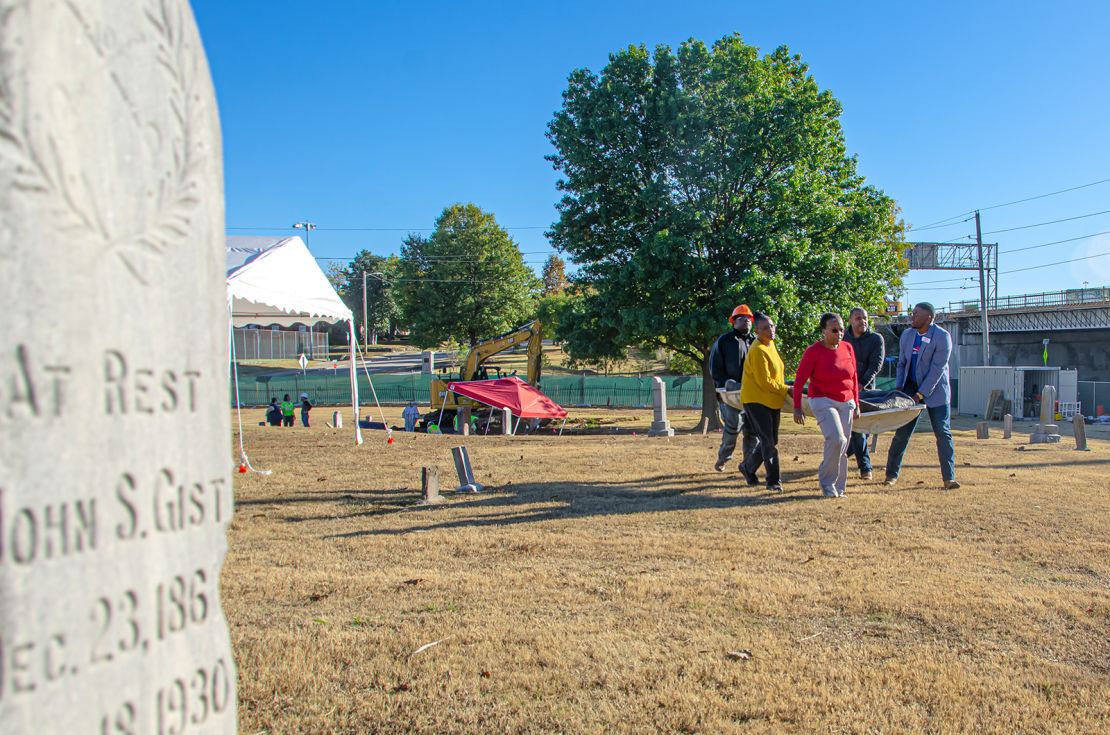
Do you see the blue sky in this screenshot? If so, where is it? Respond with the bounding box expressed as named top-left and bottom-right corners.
top-left (194, 1), bottom-right (1110, 311)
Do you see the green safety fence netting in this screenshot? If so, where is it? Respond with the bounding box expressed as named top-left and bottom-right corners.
top-left (232, 370), bottom-right (897, 410)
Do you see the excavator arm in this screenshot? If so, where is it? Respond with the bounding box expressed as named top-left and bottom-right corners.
top-left (459, 320), bottom-right (543, 385)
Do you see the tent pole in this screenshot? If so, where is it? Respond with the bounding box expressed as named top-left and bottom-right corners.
top-left (437, 391), bottom-right (447, 430)
top-left (348, 321), bottom-right (363, 445)
top-left (558, 418), bottom-right (566, 436)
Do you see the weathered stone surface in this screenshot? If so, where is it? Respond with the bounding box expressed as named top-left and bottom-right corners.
top-left (1002, 413), bottom-right (1013, 439)
top-left (648, 377), bottom-right (674, 437)
top-left (1073, 413), bottom-right (1090, 451)
top-left (452, 446), bottom-right (483, 493)
top-left (1030, 385), bottom-right (1062, 444)
top-left (420, 466), bottom-right (443, 504)
top-left (0, 1), bottom-right (234, 732)
top-left (458, 406), bottom-right (471, 436)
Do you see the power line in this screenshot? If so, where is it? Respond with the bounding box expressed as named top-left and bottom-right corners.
top-left (228, 225), bottom-right (548, 232)
top-left (906, 215), bottom-right (974, 233)
top-left (978, 176), bottom-right (1110, 213)
top-left (318, 226), bottom-right (547, 232)
top-left (983, 209), bottom-right (1110, 236)
top-left (314, 253), bottom-right (554, 262)
top-left (904, 175), bottom-right (1110, 232)
top-left (1003, 228), bottom-right (1110, 254)
top-left (1000, 249), bottom-right (1110, 275)
top-left (905, 285), bottom-right (979, 293)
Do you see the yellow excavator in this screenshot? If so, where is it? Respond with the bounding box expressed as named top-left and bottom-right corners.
top-left (424, 320), bottom-right (543, 429)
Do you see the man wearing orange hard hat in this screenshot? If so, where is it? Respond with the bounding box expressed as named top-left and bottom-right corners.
top-left (710, 303), bottom-right (760, 478)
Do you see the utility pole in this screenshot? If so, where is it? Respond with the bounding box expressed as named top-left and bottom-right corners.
top-left (362, 270), bottom-right (369, 353)
top-left (974, 210), bottom-right (991, 365)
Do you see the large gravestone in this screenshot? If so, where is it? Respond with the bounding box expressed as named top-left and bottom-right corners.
top-left (1029, 385), bottom-right (1062, 444)
top-left (0, 1), bottom-right (235, 733)
top-left (647, 377), bottom-right (674, 437)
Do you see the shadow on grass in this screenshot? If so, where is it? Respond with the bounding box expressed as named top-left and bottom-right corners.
top-left (238, 488), bottom-right (416, 507)
top-left (320, 473), bottom-right (829, 540)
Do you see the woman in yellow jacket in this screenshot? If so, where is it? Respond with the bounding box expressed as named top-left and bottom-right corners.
top-left (739, 312), bottom-right (789, 491)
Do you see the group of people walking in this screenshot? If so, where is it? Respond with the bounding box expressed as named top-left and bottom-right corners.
top-left (712, 302), bottom-right (959, 497)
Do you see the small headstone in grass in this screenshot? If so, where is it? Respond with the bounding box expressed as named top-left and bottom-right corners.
top-left (452, 446), bottom-right (483, 493)
top-left (1003, 413), bottom-right (1013, 439)
top-left (332, 410), bottom-right (343, 429)
top-left (976, 422), bottom-right (989, 439)
top-left (420, 466), bottom-right (443, 504)
top-left (458, 406), bottom-right (471, 436)
top-left (1073, 413), bottom-right (1090, 451)
top-left (0, 2), bottom-right (235, 732)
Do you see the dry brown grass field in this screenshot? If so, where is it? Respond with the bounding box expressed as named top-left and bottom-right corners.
top-left (225, 408), bottom-right (1110, 734)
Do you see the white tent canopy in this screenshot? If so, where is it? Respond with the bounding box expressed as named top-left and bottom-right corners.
top-left (227, 235), bottom-right (353, 327)
top-left (226, 236), bottom-right (362, 445)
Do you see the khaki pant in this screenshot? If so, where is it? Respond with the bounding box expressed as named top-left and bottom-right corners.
top-left (808, 396), bottom-right (855, 496)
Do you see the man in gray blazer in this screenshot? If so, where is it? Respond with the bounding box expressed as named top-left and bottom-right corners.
top-left (884, 302), bottom-right (960, 489)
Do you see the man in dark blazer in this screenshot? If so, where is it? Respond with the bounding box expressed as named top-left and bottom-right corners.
top-left (843, 307), bottom-right (885, 480)
top-left (884, 302), bottom-right (960, 489)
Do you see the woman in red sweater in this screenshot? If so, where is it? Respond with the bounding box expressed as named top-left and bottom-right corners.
top-left (793, 313), bottom-right (860, 497)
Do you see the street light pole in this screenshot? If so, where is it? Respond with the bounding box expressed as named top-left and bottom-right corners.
top-left (362, 270), bottom-right (369, 353)
top-left (361, 271), bottom-right (388, 349)
top-left (292, 221), bottom-right (316, 247)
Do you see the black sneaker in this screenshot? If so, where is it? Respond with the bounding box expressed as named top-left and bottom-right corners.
top-left (741, 469), bottom-right (760, 487)
top-left (767, 483), bottom-right (783, 493)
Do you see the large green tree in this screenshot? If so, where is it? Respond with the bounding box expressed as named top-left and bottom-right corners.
top-left (397, 203), bottom-right (538, 347)
top-left (547, 35), bottom-right (906, 428)
top-left (339, 251), bottom-right (401, 344)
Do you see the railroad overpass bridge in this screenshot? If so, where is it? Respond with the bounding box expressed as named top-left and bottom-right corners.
top-left (888, 288), bottom-right (1110, 381)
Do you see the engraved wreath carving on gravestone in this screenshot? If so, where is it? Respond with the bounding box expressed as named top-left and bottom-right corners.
top-left (0, 0), bottom-right (209, 285)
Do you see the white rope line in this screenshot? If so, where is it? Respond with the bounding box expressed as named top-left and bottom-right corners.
top-left (354, 342), bottom-right (393, 442)
top-left (229, 314), bottom-right (272, 476)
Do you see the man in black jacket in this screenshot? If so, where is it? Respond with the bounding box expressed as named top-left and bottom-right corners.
top-left (843, 307), bottom-right (885, 479)
top-left (710, 304), bottom-right (759, 479)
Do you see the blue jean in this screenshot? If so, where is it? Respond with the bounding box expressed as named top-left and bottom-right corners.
top-left (885, 403), bottom-right (956, 482)
top-left (846, 432), bottom-right (871, 473)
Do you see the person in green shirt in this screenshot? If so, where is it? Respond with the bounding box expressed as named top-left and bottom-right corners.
top-left (739, 313), bottom-right (789, 491)
top-left (280, 393), bottom-right (295, 427)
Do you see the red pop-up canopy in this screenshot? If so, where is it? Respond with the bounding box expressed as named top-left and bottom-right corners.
top-left (446, 376), bottom-right (568, 419)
